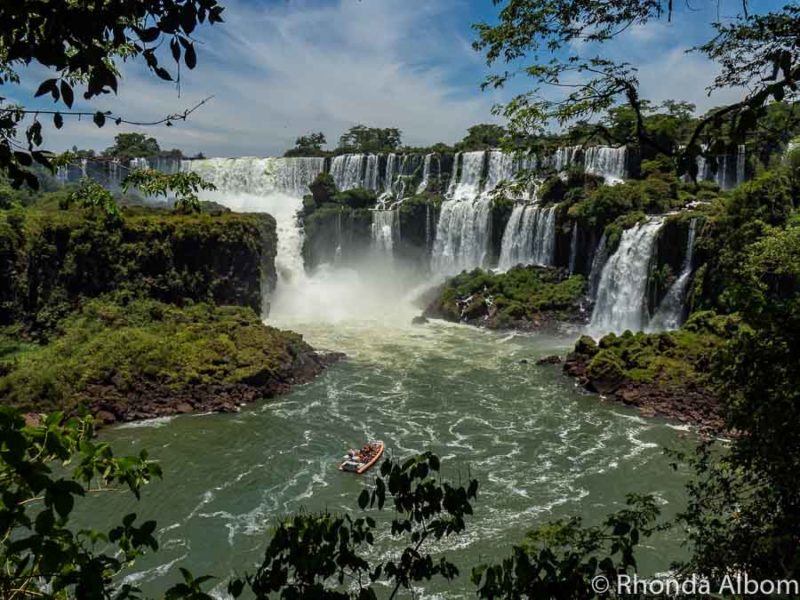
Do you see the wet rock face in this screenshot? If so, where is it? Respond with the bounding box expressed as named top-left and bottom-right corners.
top-left (562, 350), bottom-right (724, 432)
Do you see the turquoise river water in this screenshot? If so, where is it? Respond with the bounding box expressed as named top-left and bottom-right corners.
top-left (75, 296), bottom-right (694, 598)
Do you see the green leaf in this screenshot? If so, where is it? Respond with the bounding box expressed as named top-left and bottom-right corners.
top-left (358, 489), bottom-right (369, 509)
top-left (154, 67), bottom-right (173, 81)
top-left (60, 80), bottom-right (74, 108)
top-left (34, 78), bottom-right (58, 99)
top-left (53, 112), bottom-right (63, 129)
top-left (93, 112), bottom-right (106, 127)
top-left (185, 43), bottom-right (197, 69)
top-left (170, 38), bottom-right (181, 62)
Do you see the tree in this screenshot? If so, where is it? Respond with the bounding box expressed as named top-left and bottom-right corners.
top-left (103, 133), bottom-right (162, 161)
top-left (64, 178), bottom-right (122, 222)
top-left (0, 409), bottom-right (165, 599)
top-left (241, 452), bottom-right (478, 599)
top-left (123, 169), bottom-right (217, 213)
top-left (474, 1), bottom-right (800, 178)
top-left (284, 132), bottom-right (327, 157)
top-left (0, 1), bottom-right (224, 189)
top-left (472, 495), bottom-right (661, 599)
top-left (458, 123), bottom-right (507, 150)
top-left (338, 125), bottom-right (402, 153)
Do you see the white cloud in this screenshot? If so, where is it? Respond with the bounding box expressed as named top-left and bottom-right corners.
top-left (32, 0), bottom-right (499, 157)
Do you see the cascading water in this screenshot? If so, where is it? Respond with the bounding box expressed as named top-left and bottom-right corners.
top-left (485, 150), bottom-right (515, 191)
top-left (330, 154), bottom-right (366, 191)
top-left (371, 208), bottom-right (399, 258)
top-left (648, 219), bottom-right (698, 331)
top-left (568, 222), bottom-right (578, 274)
top-left (383, 153), bottom-right (398, 195)
top-left (584, 147), bottom-right (627, 183)
top-left (589, 217), bottom-right (665, 334)
top-left (497, 203), bottom-right (557, 270)
top-left (587, 232), bottom-right (608, 300)
top-left (130, 157), bottom-right (150, 170)
top-left (736, 144), bottom-right (746, 187)
top-left (365, 155), bottom-right (380, 191)
top-left (183, 157), bottom-right (325, 293)
top-left (551, 146), bottom-right (581, 171)
top-left (416, 154), bottom-right (433, 194)
top-left (696, 144), bottom-right (746, 190)
top-left (431, 151), bottom-right (493, 274)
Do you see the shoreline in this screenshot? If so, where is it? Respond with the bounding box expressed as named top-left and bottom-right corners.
top-left (424, 312), bottom-right (724, 432)
top-left (25, 350), bottom-right (345, 428)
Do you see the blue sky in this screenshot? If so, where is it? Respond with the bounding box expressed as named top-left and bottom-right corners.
top-left (11, 0), bottom-right (786, 157)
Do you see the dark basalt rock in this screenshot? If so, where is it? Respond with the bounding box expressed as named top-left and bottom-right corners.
top-left (411, 315), bottom-right (429, 325)
top-left (536, 355), bottom-right (562, 365)
top-left (562, 352), bottom-right (724, 432)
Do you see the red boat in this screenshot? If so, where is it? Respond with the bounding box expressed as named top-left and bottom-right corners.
top-left (338, 441), bottom-right (385, 474)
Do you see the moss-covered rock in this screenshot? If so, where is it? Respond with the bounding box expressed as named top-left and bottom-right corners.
top-left (0, 208), bottom-right (276, 334)
top-left (585, 349), bottom-right (626, 393)
top-left (423, 265), bottom-right (587, 330)
top-left (562, 312), bottom-right (739, 430)
top-left (0, 296), bottom-right (340, 420)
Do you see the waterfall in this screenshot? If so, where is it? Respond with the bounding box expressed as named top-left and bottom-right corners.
top-left (384, 153), bottom-right (398, 195)
top-left (365, 155), bottom-right (380, 191)
top-left (446, 152), bottom-right (461, 197)
top-left (736, 144), bottom-right (746, 187)
top-left (330, 154), bottom-right (365, 191)
top-left (485, 150), bottom-right (515, 192)
top-left (648, 219), bottom-right (698, 331)
top-left (696, 145), bottom-right (746, 190)
top-left (425, 203), bottom-right (432, 250)
top-left (551, 146), bottom-right (581, 171)
top-left (587, 232), bottom-right (608, 300)
top-left (584, 146), bottom-right (627, 183)
top-left (129, 157), bottom-right (149, 170)
top-left (568, 222), bottom-right (578, 274)
top-left (183, 157), bottom-right (325, 291)
top-left (589, 217), bottom-right (665, 334)
top-left (432, 151), bottom-right (493, 274)
top-left (416, 154), bottom-right (433, 194)
top-left (371, 209), bottom-right (399, 257)
top-left (497, 203), bottom-right (557, 270)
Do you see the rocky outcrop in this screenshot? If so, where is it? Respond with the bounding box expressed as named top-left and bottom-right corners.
top-left (0, 209), bottom-right (277, 334)
top-left (85, 351), bottom-right (344, 425)
top-left (422, 265), bottom-right (590, 332)
top-left (560, 330), bottom-right (725, 432)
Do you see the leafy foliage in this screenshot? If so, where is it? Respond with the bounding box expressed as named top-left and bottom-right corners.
top-left (284, 132), bottom-right (327, 157)
top-left (101, 133), bottom-right (183, 161)
top-left (0, 409), bottom-right (163, 599)
top-left (426, 266), bottom-right (586, 327)
top-left (0, 208), bottom-right (275, 332)
top-left (457, 123), bottom-right (507, 150)
top-left (338, 125), bottom-right (402, 154)
top-left (64, 178), bottom-right (121, 222)
top-left (241, 452), bottom-right (478, 599)
top-left (474, 1), bottom-right (798, 178)
top-left (0, 0), bottom-right (223, 187)
top-left (123, 169), bottom-right (217, 213)
top-left (472, 495), bottom-right (661, 599)
top-left (0, 297), bottom-right (316, 413)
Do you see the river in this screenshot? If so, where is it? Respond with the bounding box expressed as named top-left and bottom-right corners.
top-left (81, 273), bottom-right (692, 598)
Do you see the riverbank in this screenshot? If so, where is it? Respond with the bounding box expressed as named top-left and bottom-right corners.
top-left (552, 312), bottom-right (739, 432)
top-left (1, 297), bottom-right (343, 426)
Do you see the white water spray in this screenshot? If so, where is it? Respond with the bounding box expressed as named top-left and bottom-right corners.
top-left (590, 217), bottom-right (665, 334)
